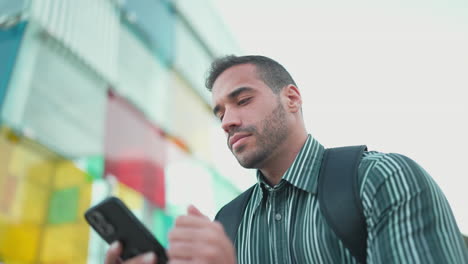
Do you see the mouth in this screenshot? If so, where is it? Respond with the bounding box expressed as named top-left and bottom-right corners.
top-left (229, 133), bottom-right (251, 150)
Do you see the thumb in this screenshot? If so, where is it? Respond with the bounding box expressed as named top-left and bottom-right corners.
top-left (187, 205), bottom-right (209, 219)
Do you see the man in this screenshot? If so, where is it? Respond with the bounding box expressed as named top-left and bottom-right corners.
top-left (105, 55), bottom-right (468, 263)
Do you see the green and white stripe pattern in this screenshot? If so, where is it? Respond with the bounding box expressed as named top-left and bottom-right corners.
top-left (235, 135), bottom-right (468, 263)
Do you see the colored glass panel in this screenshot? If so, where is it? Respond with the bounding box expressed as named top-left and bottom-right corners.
top-left (0, 22), bottom-right (26, 110)
top-left (17, 179), bottom-right (49, 224)
top-left (2, 23), bottom-right (107, 157)
top-left (77, 184), bottom-right (92, 222)
top-left (0, 0), bottom-right (26, 17)
top-left (0, 128), bottom-right (16, 215)
top-left (8, 139), bottom-right (54, 184)
top-left (0, 223), bottom-right (41, 263)
top-left (174, 19), bottom-right (212, 104)
top-left (105, 92), bottom-right (167, 208)
top-left (2, 136), bottom-right (55, 224)
top-left (30, 0), bottom-right (120, 83)
top-left (169, 72), bottom-right (214, 162)
top-left (48, 187), bottom-right (79, 224)
top-left (0, 176), bottom-right (17, 215)
top-left (121, 0), bottom-right (175, 66)
top-left (85, 156), bottom-right (104, 181)
top-left (116, 182), bottom-right (144, 211)
top-left (117, 22), bottom-right (172, 132)
top-left (54, 161), bottom-right (87, 189)
top-left (40, 224), bottom-right (89, 264)
top-left (152, 208), bottom-right (174, 248)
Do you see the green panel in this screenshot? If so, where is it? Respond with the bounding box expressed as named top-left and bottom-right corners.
top-left (85, 156), bottom-right (104, 181)
top-left (48, 187), bottom-right (79, 224)
top-left (152, 208), bottom-right (174, 248)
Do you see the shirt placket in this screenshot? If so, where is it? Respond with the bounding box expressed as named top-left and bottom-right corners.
top-left (267, 187), bottom-right (289, 264)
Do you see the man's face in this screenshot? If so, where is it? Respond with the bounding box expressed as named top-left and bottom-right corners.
top-left (212, 64), bottom-right (289, 168)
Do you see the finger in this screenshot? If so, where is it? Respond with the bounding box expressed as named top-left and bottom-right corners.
top-left (168, 227), bottom-right (197, 242)
top-left (187, 205), bottom-right (208, 219)
top-left (168, 260), bottom-right (192, 264)
top-left (105, 241), bottom-right (122, 264)
top-left (169, 222), bottom-right (228, 245)
top-left (167, 241), bottom-right (195, 259)
top-left (123, 252), bottom-right (157, 264)
top-left (174, 215), bottom-right (210, 228)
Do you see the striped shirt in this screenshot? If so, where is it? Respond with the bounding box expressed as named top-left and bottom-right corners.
top-left (235, 135), bottom-right (468, 263)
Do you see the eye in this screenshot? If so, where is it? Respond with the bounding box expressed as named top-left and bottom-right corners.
top-left (237, 97), bottom-right (251, 106)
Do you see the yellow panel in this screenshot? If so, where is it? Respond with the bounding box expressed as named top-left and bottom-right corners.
top-left (54, 160), bottom-right (87, 189)
top-left (8, 142), bottom-right (55, 187)
top-left (116, 182), bottom-right (144, 210)
top-left (77, 184), bottom-right (92, 219)
top-left (0, 217), bottom-right (7, 250)
top-left (9, 143), bottom-right (43, 177)
top-left (40, 223), bottom-right (89, 263)
top-left (26, 159), bottom-right (55, 187)
top-left (0, 223), bottom-right (41, 263)
top-left (0, 128), bottom-right (15, 179)
top-left (1, 176), bottom-right (48, 223)
top-left (0, 129), bottom-right (16, 218)
top-left (15, 179), bottom-right (49, 224)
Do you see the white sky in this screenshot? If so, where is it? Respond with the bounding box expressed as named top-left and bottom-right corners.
top-left (210, 0), bottom-right (468, 234)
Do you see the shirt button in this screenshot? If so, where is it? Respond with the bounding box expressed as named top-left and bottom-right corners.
top-left (275, 213), bottom-right (282, 221)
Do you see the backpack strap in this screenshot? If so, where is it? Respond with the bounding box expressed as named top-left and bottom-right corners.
top-left (215, 185), bottom-right (256, 244)
top-left (318, 145), bottom-right (368, 264)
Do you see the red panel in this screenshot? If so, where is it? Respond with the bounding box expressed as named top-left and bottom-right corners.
top-left (104, 90), bottom-right (166, 208)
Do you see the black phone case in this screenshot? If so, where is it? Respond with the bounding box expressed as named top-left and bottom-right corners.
top-left (84, 196), bottom-right (168, 263)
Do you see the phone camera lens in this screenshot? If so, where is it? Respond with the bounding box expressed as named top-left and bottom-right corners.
top-left (89, 211), bottom-right (105, 224)
top-left (102, 223), bottom-right (115, 236)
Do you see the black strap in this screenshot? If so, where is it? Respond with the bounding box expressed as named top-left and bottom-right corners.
top-left (318, 145), bottom-right (368, 264)
top-left (215, 185), bottom-right (256, 244)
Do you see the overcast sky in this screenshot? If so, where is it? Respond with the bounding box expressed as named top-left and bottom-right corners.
top-left (210, 0), bottom-right (468, 234)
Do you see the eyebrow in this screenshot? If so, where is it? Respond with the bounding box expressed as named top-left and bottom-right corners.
top-left (213, 87), bottom-right (254, 116)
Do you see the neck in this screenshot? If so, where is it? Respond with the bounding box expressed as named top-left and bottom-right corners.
top-left (258, 129), bottom-right (308, 186)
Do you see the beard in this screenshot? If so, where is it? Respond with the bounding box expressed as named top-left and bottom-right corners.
top-left (229, 100), bottom-right (289, 168)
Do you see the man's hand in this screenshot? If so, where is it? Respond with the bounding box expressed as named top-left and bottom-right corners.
top-left (104, 241), bottom-right (157, 264)
top-left (168, 205), bottom-right (237, 264)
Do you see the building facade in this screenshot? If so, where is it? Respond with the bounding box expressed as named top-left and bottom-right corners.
top-left (0, 0), bottom-right (253, 263)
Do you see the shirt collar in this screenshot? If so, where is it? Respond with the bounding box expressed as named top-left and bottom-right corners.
top-left (252, 135), bottom-right (325, 206)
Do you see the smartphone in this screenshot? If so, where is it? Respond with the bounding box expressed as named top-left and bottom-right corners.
top-left (84, 196), bottom-right (168, 263)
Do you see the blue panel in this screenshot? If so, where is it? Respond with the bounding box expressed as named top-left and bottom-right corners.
top-left (0, 22), bottom-right (27, 111)
top-left (0, 0), bottom-right (26, 17)
top-left (123, 0), bottom-right (175, 66)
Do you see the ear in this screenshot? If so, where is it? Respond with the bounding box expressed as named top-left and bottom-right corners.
top-left (282, 84), bottom-right (302, 113)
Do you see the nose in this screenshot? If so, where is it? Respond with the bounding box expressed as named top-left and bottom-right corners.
top-left (221, 109), bottom-right (241, 133)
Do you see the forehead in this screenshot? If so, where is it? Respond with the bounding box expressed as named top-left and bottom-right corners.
top-left (211, 64), bottom-right (265, 104)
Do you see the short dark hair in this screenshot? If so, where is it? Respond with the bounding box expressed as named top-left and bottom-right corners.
top-left (205, 55), bottom-right (297, 94)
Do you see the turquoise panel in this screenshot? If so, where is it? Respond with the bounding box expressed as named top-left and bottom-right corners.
top-left (122, 0), bottom-right (175, 66)
top-left (0, 22), bottom-right (27, 112)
